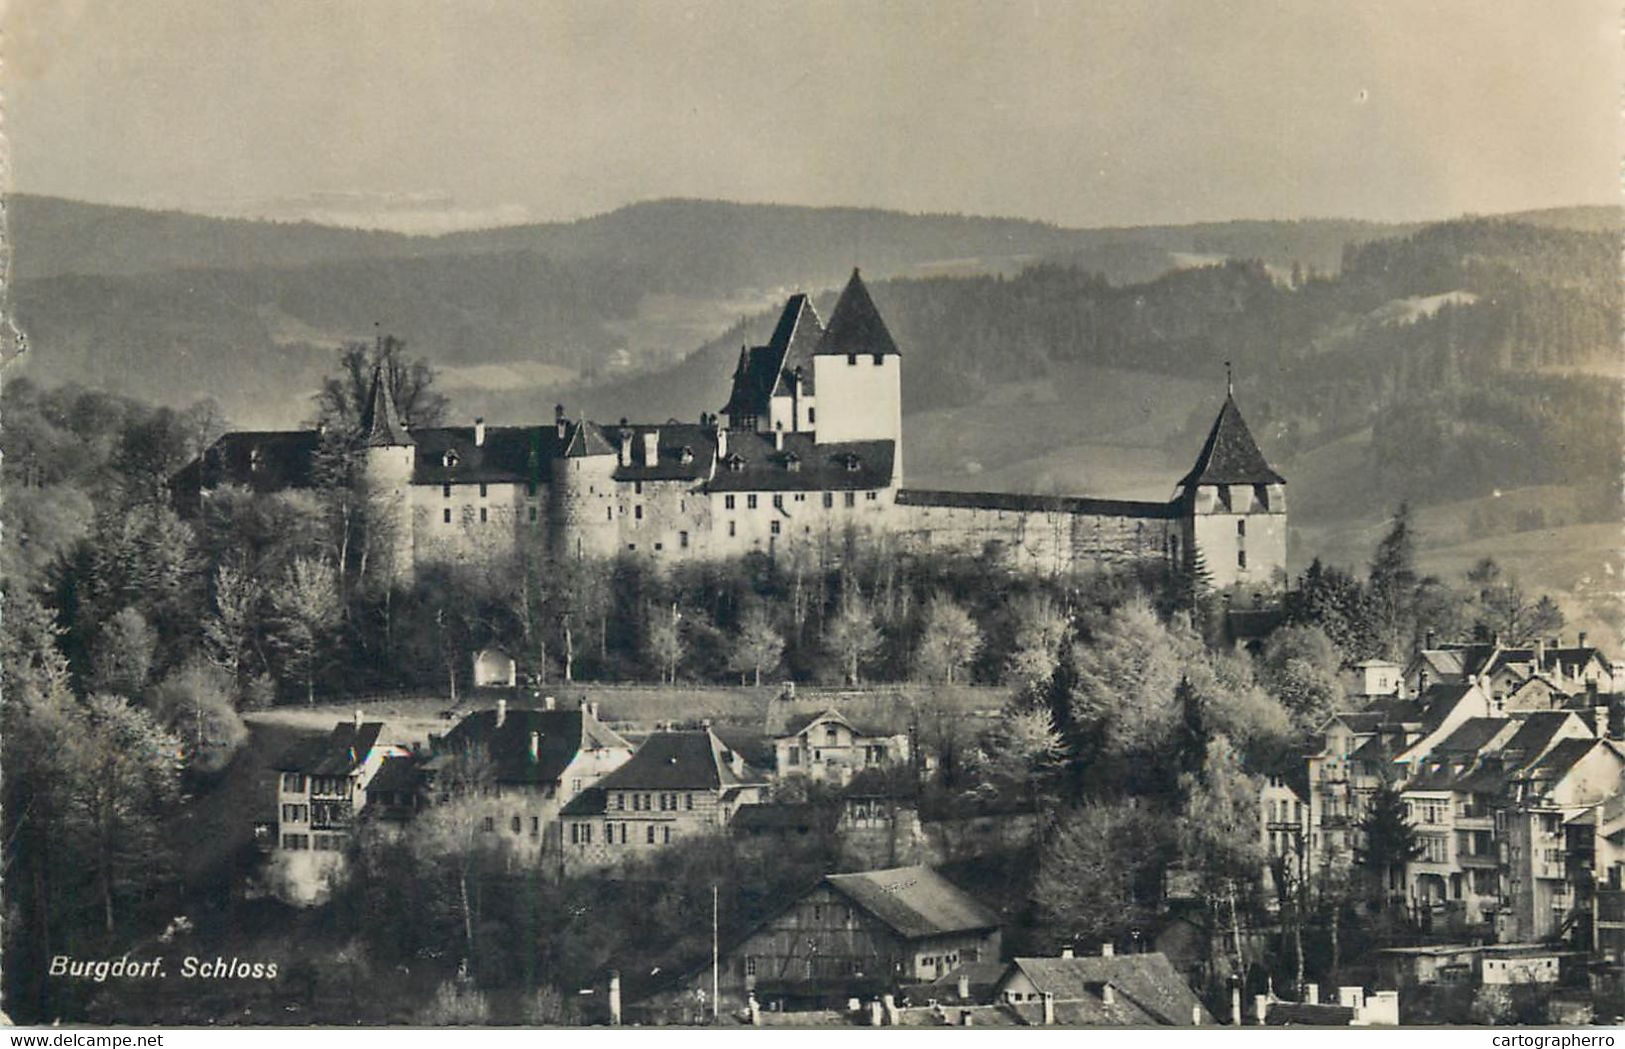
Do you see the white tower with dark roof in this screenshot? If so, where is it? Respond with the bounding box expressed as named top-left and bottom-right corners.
top-left (1173, 382), bottom-right (1287, 594)
top-left (358, 366), bottom-right (417, 584)
top-left (810, 269), bottom-right (903, 482)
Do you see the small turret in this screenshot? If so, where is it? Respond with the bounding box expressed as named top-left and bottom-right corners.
top-left (357, 365), bottom-right (416, 582)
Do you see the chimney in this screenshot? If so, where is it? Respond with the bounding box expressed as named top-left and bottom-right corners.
top-left (1254, 993), bottom-right (1269, 1024)
top-left (1041, 992), bottom-right (1055, 1026)
top-left (497, 698), bottom-right (507, 727)
top-left (530, 731), bottom-right (540, 761)
top-left (773, 426), bottom-right (785, 451)
top-left (607, 971), bottom-right (622, 1026)
top-left (554, 404), bottom-right (567, 440)
top-left (1192, 1005), bottom-right (1202, 1025)
top-left (1425, 629), bottom-right (1436, 650)
top-left (474, 417), bottom-right (486, 447)
top-left (642, 430), bottom-right (659, 466)
top-left (1100, 943), bottom-right (1114, 958)
top-left (617, 428), bottom-right (632, 468)
top-left (1579, 631), bottom-right (1589, 649)
top-left (1535, 637), bottom-right (1546, 668)
top-left (1305, 984), bottom-right (1319, 1005)
top-left (956, 973), bottom-right (971, 1001)
top-left (715, 422), bottom-right (728, 460)
top-left (353, 708), bottom-right (363, 728)
top-left (1418, 668), bottom-right (1429, 694)
top-left (1060, 945), bottom-right (1074, 959)
top-left (544, 695), bottom-right (556, 712)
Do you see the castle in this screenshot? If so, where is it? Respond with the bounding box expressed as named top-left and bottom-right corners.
top-left (180, 269), bottom-right (1287, 593)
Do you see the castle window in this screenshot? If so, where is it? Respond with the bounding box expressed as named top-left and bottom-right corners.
top-left (606, 507), bottom-right (613, 521)
top-left (772, 494), bottom-right (784, 509)
top-left (480, 508), bottom-right (488, 523)
top-left (1238, 550), bottom-right (1247, 569)
top-left (249, 447), bottom-right (264, 472)
top-left (443, 450), bottom-right (459, 468)
top-left (847, 354), bottom-right (857, 366)
top-left (747, 495), bottom-right (758, 510)
top-left (527, 482), bottom-right (536, 497)
top-left (443, 484), bottom-right (452, 498)
top-left (680, 531), bottom-right (689, 549)
top-left (647, 825), bottom-right (656, 844)
top-left (844, 455), bottom-right (861, 472)
top-left (785, 455), bottom-right (801, 472)
top-left (1237, 519), bottom-right (1246, 537)
top-left (728, 521), bottom-right (736, 537)
top-left (866, 491), bottom-right (878, 501)
top-left (479, 483), bottom-right (488, 498)
top-left (771, 521), bottom-right (781, 536)
top-left (654, 542), bottom-right (663, 551)
top-left (809, 408), bottom-right (816, 424)
top-left (872, 354), bottom-right (883, 365)
top-left (794, 493), bottom-right (805, 502)
top-left (634, 505), bottom-right (643, 520)
top-left (845, 492), bottom-right (856, 507)
top-left (635, 482), bottom-right (643, 495)
top-left (823, 493), bottom-right (834, 509)
top-left (529, 507), bottom-right (538, 523)
top-left (443, 509), bottom-right (452, 524)
top-left (725, 495), bottom-right (735, 510)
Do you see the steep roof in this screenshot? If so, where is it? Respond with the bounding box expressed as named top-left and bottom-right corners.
top-left (359, 368), bottom-right (415, 447)
top-left (814, 269), bottom-right (900, 358)
top-left (1001, 954), bottom-right (1212, 1027)
top-left (1522, 738), bottom-right (1607, 787)
top-left (275, 721), bottom-right (387, 776)
top-left (720, 295), bottom-right (826, 418)
top-left (776, 707), bottom-right (895, 740)
top-left (707, 433), bottom-right (894, 492)
top-left (590, 729), bottom-right (758, 792)
top-left (824, 865), bottom-right (999, 939)
top-left (1175, 394), bottom-right (1283, 488)
top-left (1500, 711), bottom-right (1583, 771)
top-left (561, 419), bottom-right (616, 458)
top-left (432, 707), bottom-right (631, 786)
top-left (366, 754), bottom-right (423, 794)
top-left (186, 430), bottom-right (324, 493)
top-left (1432, 717), bottom-right (1515, 756)
top-left (412, 425), bottom-right (556, 485)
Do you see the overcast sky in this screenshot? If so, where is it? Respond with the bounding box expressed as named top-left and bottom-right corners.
top-left (5, 0), bottom-right (1619, 230)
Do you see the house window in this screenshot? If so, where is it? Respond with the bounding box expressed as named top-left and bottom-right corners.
top-left (529, 507), bottom-right (538, 523)
top-left (282, 773), bottom-right (306, 792)
top-left (528, 482), bottom-right (537, 497)
top-left (728, 521), bottom-right (736, 537)
top-left (654, 542), bottom-right (663, 551)
top-left (1237, 550), bottom-right (1247, 569)
top-left (511, 816), bottom-right (521, 834)
top-left (479, 483), bottom-right (488, 498)
top-left (680, 531), bottom-right (689, 549)
top-left (771, 521), bottom-right (781, 536)
top-left (480, 507), bottom-right (488, 523)
top-left (823, 493), bottom-right (833, 508)
top-left (826, 726), bottom-right (838, 743)
top-left (635, 505), bottom-right (643, 520)
top-left (647, 825), bottom-right (656, 844)
top-left (605, 822), bottom-right (614, 843)
top-left (482, 817), bottom-right (495, 833)
top-left (616, 793), bottom-right (625, 810)
top-left (619, 823), bottom-right (628, 844)
top-left (844, 492), bottom-right (856, 507)
top-left (866, 491), bottom-right (878, 501)
top-left (747, 494), bottom-right (758, 510)
top-left (772, 494), bottom-right (784, 509)
top-left (788, 746), bottom-right (801, 766)
top-left (443, 509), bottom-right (452, 524)
top-left (664, 827), bottom-right (672, 844)
top-left (443, 484), bottom-right (452, 498)
top-left (809, 408), bottom-right (816, 424)
top-left (725, 495), bottom-right (736, 510)
top-left (685, 795), bottom-right (693, 810)
top-left (570, 823), bottom-right (580, 845)
top-left (583, 824), bottom-right (593, 844)
top-left (745, 957), bottom-right (757, 977)
top-left (531, 817), bottom-right (540, 836)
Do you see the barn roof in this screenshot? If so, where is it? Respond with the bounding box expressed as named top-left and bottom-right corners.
top-left (824, 865), bottom-right (1000, 940)
top-left (1000, 954), bottom-right (1212, 1026)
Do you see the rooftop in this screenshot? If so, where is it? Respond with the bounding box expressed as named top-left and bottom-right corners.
top-left (824, 865), bottom-right (1000, 940)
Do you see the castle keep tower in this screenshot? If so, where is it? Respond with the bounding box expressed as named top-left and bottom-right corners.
top-left (811, 269), bottom-right (903, 483)
top-left (358, 367), bottom-right (416, 584)
top-left (1172, 382), bottom-right (1287, 594)
top-left (549, 416), bottom-right (620, 560)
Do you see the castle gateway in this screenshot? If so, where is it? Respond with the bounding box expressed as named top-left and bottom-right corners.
top-left (177, 270), bottom-right (1286, 594)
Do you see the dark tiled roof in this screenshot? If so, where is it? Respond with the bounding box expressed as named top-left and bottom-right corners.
top-left (1419, 683), bottom-right (1480, 731)
top-left (367, 754), bottom-right (423, 794)
top-left (730, 802), bottom-right (837, 834)
top-left (1333, 712), bottom-right (1386, 734)
top-left (896, 488), bottom-right (1178, 519)
top-left (189, 430), bottom-right (324, 492)
top-left (1365, 697), bottom-right (1425, 724)
top-left (433, 707), bottom-right (631, 786)
top-left (1523, 738), bottom-right (1604, 785)
top-left (1002, 954), bottom-right (1212, 1027)
top-left (706, 433), bottom-right (894, 492)
top-left (359, 369), bottom-right (415, 447)
top-left (1500, 712), bottom-right (1580, 770)
top-left (825, 865), bottom-right (999, 939)
top-left (1175, 394), bottom-right (1284, 488)
top-left (275, 722), bottom-right (386, 775)
top-left (721, 295), bottom-right (825, 417)
top-left (1433, 717), bottom-right (1514, 756)
top-left (815, 269), bottom-right (900, 358)
top-left (590, 729), bottom-right (759, 792)
top-left (607, 422), bottom-right (717, 482)
top-left (411, 425), bottom-right (556, 485)
top-left (1005, 993), bottom-right (1165, 1027)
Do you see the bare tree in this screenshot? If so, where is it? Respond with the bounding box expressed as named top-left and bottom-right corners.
top-left (913, 594), bottom-right (982, 685)
top-left (825, 587), bottom-right (882, 685)
top-left (730, 604), bottom-right (784, 686)
top-left (267, 557), bottom-right (343, 704)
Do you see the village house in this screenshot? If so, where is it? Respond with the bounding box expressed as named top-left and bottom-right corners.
top-left (270, 715), bottom-right (414, 901)
top-left (426, 697), bottom-right (635, 867)
top-left (993, 947), bottom-right (1214, 1026)
top-left (555, 727), bottom-right (767, 874)
top-left (771, 707), bottom-right (910, 785)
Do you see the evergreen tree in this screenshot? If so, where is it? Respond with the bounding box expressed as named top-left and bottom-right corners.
top-left (1355, 783), bottom-right (1421, 913)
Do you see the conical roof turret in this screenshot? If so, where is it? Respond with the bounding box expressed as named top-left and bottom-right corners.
top-left (1176, 391), bottom-right (1283, 489)
top-left (359, 365), bottom-right (415, 447)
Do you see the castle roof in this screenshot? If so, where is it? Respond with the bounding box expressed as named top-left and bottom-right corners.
top-left (570, 729), bottom-right (762, 799)
top-left (182, 429), bottom-right (324, 494)
top-left (359, 368), bottom-right (415, 447)
top-left (815, 269), bottom-right (899, 358)
top-left (432, 706), bottom-right (631, 786)
top-left (705, 432), bottom-right (894, 492)
top-left (896, 488), bottom-right (1178, 519)
top-left (561, 419), bottom-right (617, 458)
top-left (412, 425), bottom-right (556, 485)
top-left (1176, 393), bottom-right (1283, 488)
